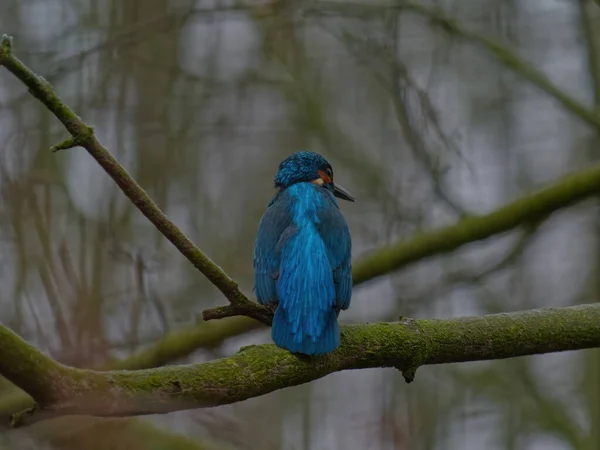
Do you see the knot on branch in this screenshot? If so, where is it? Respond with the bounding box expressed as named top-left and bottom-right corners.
top-left (396, 361), bottom-right (420, 384)
top-left (51, 125), bottom-right (95, 152)
top-left (395, 316), bottom-right (431, 383)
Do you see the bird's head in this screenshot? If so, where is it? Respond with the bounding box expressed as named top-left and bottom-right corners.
top-left (274, 151), bottom-right (355, 202)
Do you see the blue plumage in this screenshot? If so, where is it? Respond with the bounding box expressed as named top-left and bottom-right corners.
top-left (254, 151), bottom-right (354, 355)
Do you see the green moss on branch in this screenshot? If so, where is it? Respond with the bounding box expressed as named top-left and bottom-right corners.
top-left (0, 326), bottom-right (69, 405)
top-left (3, 303), bottom-right (600, 426)
top-left (352, 163), bottom-right (600, 284)
top-left (0, 317), bottom-right (262, 420)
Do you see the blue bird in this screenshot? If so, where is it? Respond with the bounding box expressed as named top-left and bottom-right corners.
top-left (253, 151), bottom-right (354, 355)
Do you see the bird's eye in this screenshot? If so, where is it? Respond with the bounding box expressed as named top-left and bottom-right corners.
top-left (326, 168), bottom-right (333, 178)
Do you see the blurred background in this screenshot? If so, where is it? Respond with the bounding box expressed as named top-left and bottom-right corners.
top-left (1, 0), bottom-right (599, 449)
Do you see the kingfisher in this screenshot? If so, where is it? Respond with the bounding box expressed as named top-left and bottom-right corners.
top-left (253, 151), bottom-right (354, 355)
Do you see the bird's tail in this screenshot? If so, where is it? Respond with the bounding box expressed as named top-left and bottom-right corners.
top-left (272, 307), bottom-right (340, 355)
top-left (273, 224), bottom-right (340, 356)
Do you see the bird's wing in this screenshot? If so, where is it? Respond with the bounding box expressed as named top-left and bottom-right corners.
top-left (316, 193), bottom-right (352, 311)
top-left (253, 192), bottom-right (293, 305)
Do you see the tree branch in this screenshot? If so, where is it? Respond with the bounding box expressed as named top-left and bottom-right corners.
top-left (202, 298), bottom-right (274, 324)
top-left (350, 160), bottom-right (600, 285)
top-left (0, 316), bottom-right (263, 420)
top-left (0, 34), bottom-right (271, 325)
top-left (309, 1), bottom-right (600, 130)
top-left (2, 303), bottom-right (600, 426)
top-left (0, 34), bottom-right (270, 426)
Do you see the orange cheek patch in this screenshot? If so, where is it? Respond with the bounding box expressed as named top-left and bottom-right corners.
top-left (317, 170), bottom-right (331, 184)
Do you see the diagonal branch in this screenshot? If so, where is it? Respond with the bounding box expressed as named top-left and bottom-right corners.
top-left (3, 303), bottom-right (600, 426)
top-left (0, 34), bottom-right (272, 326)
top-left (350, 161), bottom-right (600, 285)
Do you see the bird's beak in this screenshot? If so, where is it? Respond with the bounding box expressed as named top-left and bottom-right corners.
top-left (332, 182), bottom-right (355, 202)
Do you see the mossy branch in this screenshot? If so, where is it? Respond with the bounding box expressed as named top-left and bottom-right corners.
top-left (2, 303), bottom-right (600, 426)
top-left (0, 32), bottom-right (271, 422)
top-left (0, 316), bottom-right (262, 420)
top-left (351, 161), bottom-right (600, 284)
